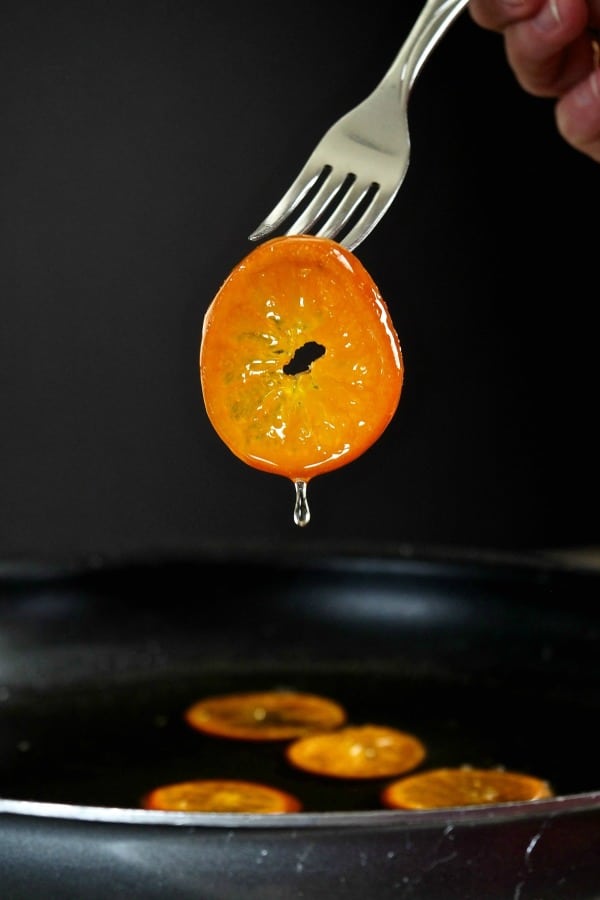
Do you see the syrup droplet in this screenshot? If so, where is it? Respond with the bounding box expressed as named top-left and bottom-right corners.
top-left (293, 480), bottom-right (310, 527)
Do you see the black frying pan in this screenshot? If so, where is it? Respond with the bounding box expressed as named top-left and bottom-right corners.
top-left (0, 545), bottom-right (599, 899)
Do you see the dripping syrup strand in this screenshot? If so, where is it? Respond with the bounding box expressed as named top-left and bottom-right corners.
top-left (293, 480), bottom-right (310, 527)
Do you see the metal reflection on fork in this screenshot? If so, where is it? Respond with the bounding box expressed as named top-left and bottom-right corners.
top-left (249, 0), bottom-right (469, 252)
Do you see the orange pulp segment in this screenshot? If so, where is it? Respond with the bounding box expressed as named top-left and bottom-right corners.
top-left (380, 766), bottom-right (554, 810)
top-left (199, 235), bottom-right (403, 482)
top-left (184, 689), bottom-right (347, 741)
top-left (142, 778), bottom-right (302, 813)
top-left (285, 724), bottom-right (426, 779)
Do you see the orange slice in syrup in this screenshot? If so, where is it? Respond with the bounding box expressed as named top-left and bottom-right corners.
top-left (285, 724), bottom-right (426, 780)
top-left (380, 766), bottom-right (554, 809)
top-left (184, 690), bottom-right (347, 742)
top-left (142, 778), bottom-right (302, 813)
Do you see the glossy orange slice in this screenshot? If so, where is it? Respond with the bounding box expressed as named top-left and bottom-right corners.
top-left (184, 689), bottom-right (347, 741)
top-left (142, 778), bottom-right (302, 813)
top-left (285, 724), bottom-right (426, 779)
top-left (380, 766), bottom-right (554, 810)
top-left (200, 235), bottom-right (403, 505)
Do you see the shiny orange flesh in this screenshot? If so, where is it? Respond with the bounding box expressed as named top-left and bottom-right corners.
top-left (380, 766), bottom-right (554, 810)
top-left (200, 235), bottom-right (403, 482)
top-left (184, 689), bottom-right (347, 741)
top-left (285, 724), bottom-right (426, 780)
top-left (142, 778), bottom-right (302, 813)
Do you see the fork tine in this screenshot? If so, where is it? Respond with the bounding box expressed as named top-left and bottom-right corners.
top-left (249, 0), bottom-right (470, 250)
top-left (283, 170), bottom-right (350, 237)
top-left (339, 185), bottom-right (402, 252)
top-left (315, 180), bottom-right (376, 242)
top-left (248, 160), bottom-right (327, 242)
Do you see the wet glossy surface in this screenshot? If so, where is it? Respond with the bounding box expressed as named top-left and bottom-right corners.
top-left (0, 549), bottom-right (599, 899)
top-left (0, 548), bottom-right (599, 809)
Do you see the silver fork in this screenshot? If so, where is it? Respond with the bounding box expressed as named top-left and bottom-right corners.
top-left (248, 0), bottom-right (469, 252)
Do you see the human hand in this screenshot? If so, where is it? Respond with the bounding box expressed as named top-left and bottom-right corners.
top-left (468, 0), bottom-right (600, 163)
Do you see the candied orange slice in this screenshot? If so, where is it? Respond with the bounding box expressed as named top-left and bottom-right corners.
top-left (199, 235), bottom-right (403, 524)
top-left (380, 766), bottom-right (554, 810)
top-left (285, 724), bottom-right (426, 779)
top-left (142, 778), bottom-right (302, 813)
top-left (184, 689), bottom-right (347, 741)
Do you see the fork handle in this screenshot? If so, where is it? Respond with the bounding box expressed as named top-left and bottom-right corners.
top-left (379, 0), bottom-right (470, 95)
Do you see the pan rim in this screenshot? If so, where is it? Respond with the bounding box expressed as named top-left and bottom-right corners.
top-left (0, 791), bottom-right (599, 829)
top-left (0, 539), bottom-right (597, 581)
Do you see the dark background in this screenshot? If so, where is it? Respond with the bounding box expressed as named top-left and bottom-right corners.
top-left (0, 0), bottom-right (597, 562)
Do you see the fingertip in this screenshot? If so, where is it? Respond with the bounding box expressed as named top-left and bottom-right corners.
top-left (555, 70), bottom-right (600, 162)
top-left (468, 0), bottom-right (544, 32)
